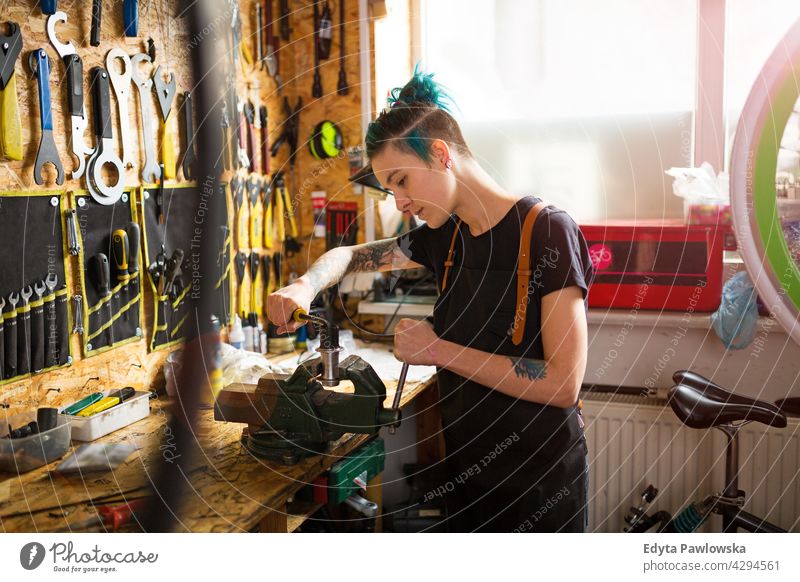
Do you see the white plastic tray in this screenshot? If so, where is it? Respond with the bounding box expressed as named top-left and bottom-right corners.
top-left (61, 391), bottom-right (151, 442)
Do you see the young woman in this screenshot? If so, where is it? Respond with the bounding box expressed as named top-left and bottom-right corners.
top-left (268, 71), bottom-right (593, 532)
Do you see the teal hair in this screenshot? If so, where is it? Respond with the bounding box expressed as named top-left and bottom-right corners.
top-left (365, 66), bottom-right (469, 163)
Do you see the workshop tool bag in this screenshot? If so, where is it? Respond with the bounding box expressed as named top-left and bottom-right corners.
top-left (141, 183), bottom-right (231, 351)
top-left (72, 190), bottom-right (142, 356)
top-left (0, 191), bottom-right (72, 385)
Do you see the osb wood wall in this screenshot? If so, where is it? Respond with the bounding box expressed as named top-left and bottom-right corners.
top-left (0, 0), bottom-right (376, 413)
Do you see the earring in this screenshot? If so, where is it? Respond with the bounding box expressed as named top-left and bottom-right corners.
top-left (445, 159), bottom-right (453, 170)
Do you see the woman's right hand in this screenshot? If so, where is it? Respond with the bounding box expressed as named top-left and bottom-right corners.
top-left (267, 278), bottom-right (316, 334)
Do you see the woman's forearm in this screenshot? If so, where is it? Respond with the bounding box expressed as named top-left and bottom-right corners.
top-left (298, 238), bottom-right (414, 295)
top-left (432, 339), bottom-right (580, 408)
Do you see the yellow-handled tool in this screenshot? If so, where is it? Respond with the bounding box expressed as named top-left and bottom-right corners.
top-left (292, 308), bottom-right (326, 326)
top-left (76, 387), bottom-right (135, 417)
top-left (263, 177), bottom-right (273, 249)
top-left (153, 66), bottom-right (177, 180)
top-left (0, 23), bottom-right (23, 161)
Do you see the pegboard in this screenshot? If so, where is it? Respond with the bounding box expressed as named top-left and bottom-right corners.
top-left (0, 0), bottom-right (373, 411)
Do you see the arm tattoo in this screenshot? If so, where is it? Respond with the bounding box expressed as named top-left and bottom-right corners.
top-left (304, 239), bottom-right (400, 294)
top-left (347, 239), bottom-right (399, 273)
top-left (509, 357), bottom-right (548, 381)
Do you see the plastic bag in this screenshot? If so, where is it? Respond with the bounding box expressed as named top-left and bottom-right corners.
top-left (711, 271), bottom-right (758, 350)
top-left (665, 162), bottom-right (729, 202)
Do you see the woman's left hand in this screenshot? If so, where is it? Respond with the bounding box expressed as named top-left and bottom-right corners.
top-left (394, 318), bottom-right (441, 366)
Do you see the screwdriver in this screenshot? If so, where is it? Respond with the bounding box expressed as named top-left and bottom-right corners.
top-left (62, 392), bottom-right (104, 416)
top-left (77, 387), bottom-right (135, 417)
top-left (93, 253), bottom-right (114, 345)
top-left (234, 251), bottom-right (247, 319)
top-left (111, 229), bottom-right (129, 282)
top-left (125, 222), bottom-right (140, 275)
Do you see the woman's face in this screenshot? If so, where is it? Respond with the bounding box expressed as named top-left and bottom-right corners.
top-left (371, 142), bottom-right (455, 229)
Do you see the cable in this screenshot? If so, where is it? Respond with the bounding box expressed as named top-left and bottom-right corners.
top-left (381, 272), bottom-right (435, 335)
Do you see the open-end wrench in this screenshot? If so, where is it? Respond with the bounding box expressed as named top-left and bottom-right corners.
top-left (131, 53), bottom-right (160, 183)
top-left (87, 66), bottom-right (124, 205)
top-left (47, 11), bottom-right (93, 179)
top-left (106, 48), bottom-right (134, 169)
top-left (29, 49), bottom-right (64, 185)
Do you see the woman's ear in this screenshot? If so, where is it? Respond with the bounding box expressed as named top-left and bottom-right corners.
top-left (430, 139), bottom-right (452, 170)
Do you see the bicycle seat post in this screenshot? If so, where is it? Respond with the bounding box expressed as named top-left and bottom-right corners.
top-left (717, 423), bottom-right (744, 530)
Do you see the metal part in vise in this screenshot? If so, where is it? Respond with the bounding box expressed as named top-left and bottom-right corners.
top-left (214, 354), bottom-right (400, 465)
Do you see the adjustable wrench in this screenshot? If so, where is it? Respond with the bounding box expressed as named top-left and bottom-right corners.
top-left (106, 49), bottom-right (134, 169)
top-left (86, 66), bottom-right (124, 205)
top-left (29, 49), bottom-right (64, 185)
top-left (47, 11), bottom-right (93, 179)
top-left (131, 53), bottom-right (160, 183)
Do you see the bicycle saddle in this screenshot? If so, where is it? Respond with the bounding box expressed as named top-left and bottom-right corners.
top-left (668, 370), bottom-right (787, 429)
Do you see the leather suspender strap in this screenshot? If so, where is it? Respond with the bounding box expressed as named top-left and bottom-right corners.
top-left (441, 219), bottom-right (462, 292)
top-left (512, 201), bottom-right (549, 346)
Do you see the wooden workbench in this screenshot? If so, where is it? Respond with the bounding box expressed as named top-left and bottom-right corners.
top-left (0, 348), bottom-right (438, 533)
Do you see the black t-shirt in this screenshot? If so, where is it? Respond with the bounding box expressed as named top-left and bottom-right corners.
top-left (397, 196), bottom-right (593, 464)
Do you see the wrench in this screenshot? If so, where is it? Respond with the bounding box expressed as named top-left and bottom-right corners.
top-left (19, 285), bottom-right (33, 375)
top-left (32, 280), bottom-right (46, 372)
top-left (66, 207), bottom-right (80, 255)
top-left (131, 53), bottom-right (160, 183)
top-left (29, 49), bottom-right (64, 185)
top-left (153, 65), bottom-right (177, 180)
top-left (5, 292), bottom-right (18, 378)
top-left (106, 48), bottom-right (134, 169)
top-left (43, 273), bottom-right (58, 368)
top-left (47, 11), bottom-right (93, 180)
top-left (72, 294), bottom-right (84, 335)
top-left (87, 66), bottom-right (124, 205)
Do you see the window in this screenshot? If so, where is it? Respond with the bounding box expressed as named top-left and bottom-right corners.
top-left (419, 0), bottom-right (697, 221)
top-left (371, 1), bottom-right (800, 221)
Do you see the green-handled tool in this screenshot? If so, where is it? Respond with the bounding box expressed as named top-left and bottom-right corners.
top-left (62, 392), bottom-right (104, 416)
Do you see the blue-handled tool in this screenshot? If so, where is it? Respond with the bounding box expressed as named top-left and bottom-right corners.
top-left (28, 48), bottom-right (63, 185)
top-left (41, 1), bottom-right (57, 15)
top-left (123, 0), bottom-right (139, 37)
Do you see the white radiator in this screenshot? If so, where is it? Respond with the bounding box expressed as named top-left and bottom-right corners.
top-left (581, 394), bottom-right (800, 532)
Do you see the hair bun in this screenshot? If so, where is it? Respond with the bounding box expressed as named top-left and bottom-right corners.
top-left (387, 66), bottom-right (452, 111)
